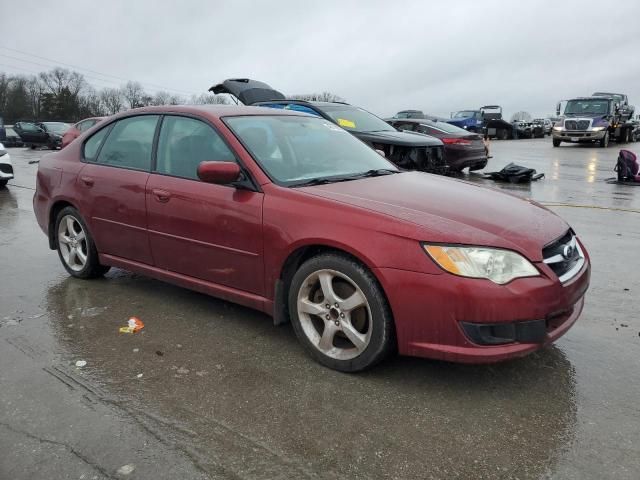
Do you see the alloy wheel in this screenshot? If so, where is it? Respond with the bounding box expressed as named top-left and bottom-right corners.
top-left (296, 269), bottom-right (372, 360)
top-left (57, 215), bottom-right (88, 272)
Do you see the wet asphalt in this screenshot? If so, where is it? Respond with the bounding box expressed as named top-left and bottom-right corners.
top-left (0, 138), bottom-right (639, 480)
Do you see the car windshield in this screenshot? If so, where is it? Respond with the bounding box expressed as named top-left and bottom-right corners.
top-left (564, 100), bottom-right (609, 115)
top-left (452, 111), bottom-right (477, 119)
top-left (18, 122), bottom-right (41, 132)
top-left (225, 115), bottom-right (398, 186)
top-left (320, 105), bottom-right (396, 133)
top-left (42, 122), bottom-right (71, 134)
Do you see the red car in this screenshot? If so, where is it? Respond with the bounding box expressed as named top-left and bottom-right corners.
top-left (34, 105), bottom-right (590, 372)
top-left (61, 116), bottom-right (105, 149)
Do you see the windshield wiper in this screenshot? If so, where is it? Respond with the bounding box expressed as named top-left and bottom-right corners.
top-left (350, 168), bottom-right (400, 178)
top-left (290, 169), bottom-right (399, 188)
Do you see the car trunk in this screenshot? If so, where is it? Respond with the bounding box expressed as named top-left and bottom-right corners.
top-left (209, 78), bottom-right (285, 105)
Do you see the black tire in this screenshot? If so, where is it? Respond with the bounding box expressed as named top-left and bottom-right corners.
top-left (54, 206), bottom-right (110, 279)
top-left (499, 129), bottom-right (509, 140)
top-left (0, 179), bottom-right (8, 188)
top-left (553, 138), bottom-right (561, 147)
top-left (599, 131), bottom-right (609, 148)
top-left (288, 253), bottom-right (395, 372)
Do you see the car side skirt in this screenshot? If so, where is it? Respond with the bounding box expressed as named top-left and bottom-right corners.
top-left (100, 254), bottom-right (274, 315)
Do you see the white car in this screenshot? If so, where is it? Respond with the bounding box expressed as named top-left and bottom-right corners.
top-left (0, 142), bottom-right (14, 187)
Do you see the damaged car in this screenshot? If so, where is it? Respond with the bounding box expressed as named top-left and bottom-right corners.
top-left (210, 79), bottom-right (447, 174)
top-left (387, 117), bottom-right (488, 172)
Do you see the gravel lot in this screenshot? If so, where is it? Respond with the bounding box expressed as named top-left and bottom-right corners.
top-left (1, 138), bottom-right (638, 480)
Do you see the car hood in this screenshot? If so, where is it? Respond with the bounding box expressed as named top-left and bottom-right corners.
top-left (209, 78), bottom-right (285, 105)
top-left (300, 172), bottom-right (568, 261)
top-left (355, 129), bottom-right (443, 147)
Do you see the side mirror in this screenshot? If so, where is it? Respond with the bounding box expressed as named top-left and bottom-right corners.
top-left (197, 161), bottom-right (241, 184)
top-left (555, 102), bottom-right (561, 116)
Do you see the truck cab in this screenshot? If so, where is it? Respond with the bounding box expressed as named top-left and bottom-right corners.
top-left (552, 96), bottom-right (634, 147)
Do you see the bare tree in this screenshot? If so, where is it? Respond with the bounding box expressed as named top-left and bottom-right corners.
top-left (26, 76), bottom-right (45, 119)
top-left (100, 88), bottom-right (124, 115)
top-left (39, 68), bottom-right (85, 97)
top-left (189, 93), bottom-right (229, 105)
top-left (121, 81), bottom-right (146, 109)
top-left (290, 91), bottom-right (345, 103)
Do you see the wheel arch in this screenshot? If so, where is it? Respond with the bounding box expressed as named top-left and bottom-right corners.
top-left (272, 242), bottom-right (389, 327)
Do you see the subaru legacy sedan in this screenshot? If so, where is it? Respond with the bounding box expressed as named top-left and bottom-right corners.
top-left (34, 105), bottom-right (590, 372)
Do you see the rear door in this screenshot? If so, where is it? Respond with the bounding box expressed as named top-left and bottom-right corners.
top-left (146, 115), bottom-right (264, 294)
top-left (77, 115), bottom-right (159, 265)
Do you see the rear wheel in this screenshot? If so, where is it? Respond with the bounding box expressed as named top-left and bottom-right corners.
top-left (499, 129), bottom-right (509, 140)
top-left (599, 131), bottom-right (610, 148)
top-left (288, 253), bottom-right (394, 372)
top-left (553, 138), bottom-right (561, 147)
top-left (55, 207), bottom-right (110, 279)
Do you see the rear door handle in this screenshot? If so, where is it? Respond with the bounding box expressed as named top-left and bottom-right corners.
top-left (152, 188), bottom-right (171, 203)
top-left (80, 175), bottom-right (94, 187)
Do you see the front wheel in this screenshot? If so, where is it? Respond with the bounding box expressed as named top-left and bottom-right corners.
top-left (553, 138), bottom-right (561, 147)
top-left (288, 253), bottom-right (395, 372)
top-left (0, 179), bottom-right (8, 188)
top-left (599, 131), bottom-right (610, 148)
top-left (55, 207), bottom-right (110, 279)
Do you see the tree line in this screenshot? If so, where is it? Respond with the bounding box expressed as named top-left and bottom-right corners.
top-left (0, 67), bottom-right (228, 124)
top-left (0, 67), bottom-right (347, 125)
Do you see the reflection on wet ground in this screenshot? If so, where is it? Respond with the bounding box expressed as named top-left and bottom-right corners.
top-left (2, 140), bottom-right (640, 479)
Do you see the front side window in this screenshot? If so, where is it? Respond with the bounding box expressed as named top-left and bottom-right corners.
top-left (156, 116), bottom-right (235, 180)
top-left (95, 115), bottom-right (159, 171)
top-left (225, 115), bottom-right (397, 185)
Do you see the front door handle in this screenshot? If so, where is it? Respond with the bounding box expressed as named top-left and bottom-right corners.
top-left (80, 175), bottom-right (94, 187)
top-left (152, 188), bottom-right (171, 203)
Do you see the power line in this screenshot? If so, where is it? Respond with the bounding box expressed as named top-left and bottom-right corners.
top-left (0, 45), bottom-right (196, 96)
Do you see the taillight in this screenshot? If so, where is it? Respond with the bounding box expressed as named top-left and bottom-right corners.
top-left (442, 138), bottom-right (472, 145)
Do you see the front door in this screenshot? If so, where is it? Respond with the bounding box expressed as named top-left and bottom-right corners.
top-left (78, 115), bottom-right (159, 265)
top-left (146, 115), bottom-right (264, 295)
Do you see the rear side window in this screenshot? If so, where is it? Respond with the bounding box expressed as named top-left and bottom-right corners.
top-left (83, 126), bottom-right (112, 162)
top-left (77, 119), bottom-right (96, 132)
top-left (95, 115), bottom-right (159, 171)
top-left (155, 116), bottom-right (235, 180)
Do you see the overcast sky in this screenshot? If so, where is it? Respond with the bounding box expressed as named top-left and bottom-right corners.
top-left (4, 0), bottom-right (640, 119)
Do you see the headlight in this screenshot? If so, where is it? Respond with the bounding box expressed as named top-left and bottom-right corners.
top-left (423, 244), bottom-right (539, 284)
top-left (552, 125), bottom-right (564, 131)
top-left (463, 125), bottom-right (468, 129)
top-left (591, 126), bottom-right (606, 131)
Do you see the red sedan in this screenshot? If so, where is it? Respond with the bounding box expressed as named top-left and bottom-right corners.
top-left (61, 116), bottom-right (105, 148)
top-left (33, 105), bottom-right (590, 371)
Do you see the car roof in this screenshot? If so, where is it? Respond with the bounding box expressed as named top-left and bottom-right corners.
top-left (114, 104), bottom-right (314, 120)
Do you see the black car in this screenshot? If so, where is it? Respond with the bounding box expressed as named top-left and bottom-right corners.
top-left (387, 118), bottom-right (488, 172)
top-left (14, 121), bottom-right (70, 149)
top-left (210, 79), bottom-right (446, 174)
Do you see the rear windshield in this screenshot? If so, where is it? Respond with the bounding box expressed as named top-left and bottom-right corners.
top-left (321, 105), bottom-right (395, 133)
top-left (421, 120), bottom-right (469, 134)
top-left (42, 122), bottom-right (71, 135)
top-left (452, 111), bottom-right (477, 119)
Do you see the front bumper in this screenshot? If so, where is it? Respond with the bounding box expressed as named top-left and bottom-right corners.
top-left (553, 130), bottom-right (606, 142)
top-left (374, 250), bottom-right (590, 363)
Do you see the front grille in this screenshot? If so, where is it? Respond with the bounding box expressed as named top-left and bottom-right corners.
top-left (565, 119), bottom-right (590, 130)
top-left (0, 163), bottom-right (13, 175)
top-left (542, 230), bottom-right (585, 283)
